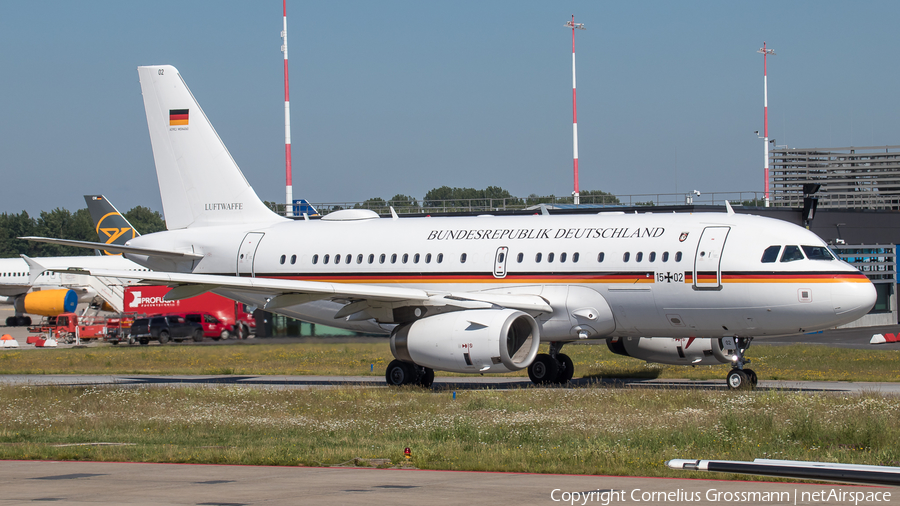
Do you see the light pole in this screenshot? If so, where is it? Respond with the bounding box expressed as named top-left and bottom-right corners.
top-left (565, 16), bottom-right (585, 205)
top-left (758, 42), bottom-right (775, 207)
top-left (282, 0), bottom-right (293, 217)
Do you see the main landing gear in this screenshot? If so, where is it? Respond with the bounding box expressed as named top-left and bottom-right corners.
top-left (726, 337), bottom-right (758, 391)
top-left (527, 342), bottom-right (574, 385)
top-left (5, 316), bottom-right (31, 327)
top-left (385, 359), bottom-right (435, 387)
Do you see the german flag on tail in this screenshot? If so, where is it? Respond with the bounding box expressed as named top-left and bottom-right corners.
top-left (169, 109), bottom-right (189, 126)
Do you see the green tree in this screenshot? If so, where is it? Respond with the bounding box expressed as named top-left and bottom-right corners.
top-left (123, 206), bottom-right (167, 235)
top-left (389, 194), bottom-right (419, 213)
top-left (577, 190), bottom-right (620, 205)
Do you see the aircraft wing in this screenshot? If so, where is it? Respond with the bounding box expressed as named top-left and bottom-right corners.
top-left (20, 237), bottom-right (203, 260)
top-left (33, 265), bottom-right (553, 316)
top-left (667, 458), bottom-right (900, 486)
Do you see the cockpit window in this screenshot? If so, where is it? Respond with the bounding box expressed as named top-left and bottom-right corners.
top-left (761, 245), bottom-right (781, 263)
top-left (780, 245), bottom-right (805, 262)
top-left (801, 245), bottom-right (834, 260)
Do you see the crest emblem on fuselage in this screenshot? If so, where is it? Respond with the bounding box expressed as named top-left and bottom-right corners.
top-left (679, 232), bottom-right (689, 242)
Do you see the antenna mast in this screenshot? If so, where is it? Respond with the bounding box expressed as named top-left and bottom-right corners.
top-left (282, 0), bottom-right (293, 217)
top-left (758, 42), bottom-right (775, 207)
top-left (565, 16), bottom-right (585, 205)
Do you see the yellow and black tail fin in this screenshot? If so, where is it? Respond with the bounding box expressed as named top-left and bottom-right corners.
top-left (83, 195), bottom-right (139, 255)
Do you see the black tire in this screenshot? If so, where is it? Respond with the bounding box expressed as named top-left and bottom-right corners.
top-left (140, 338), bottom-right (149, 345)
top-left (744, 368), bottom-right (759, 387)
top-left (385, 360), bottom-right (415, 386)
top-left (157, 331), bottom-right (169, 344)
top-left (556, 353), bottom-right (575, 384)
top-left (417, 368), bottom-right (435, 388)
top-left (111, 341), bottom-right (119, 346)
top-left (193, 329), bottom-right (204, 342)
top-left (528, 354), bottom-right (559, 385)
top-left (726, 369), bottom-right (750, 390)
top-left (21, 316), bottom-right (31, 326)
top-left (6, 316), bottom-right (16, 326)
top-left (219, 329), bottom-right (230, 340)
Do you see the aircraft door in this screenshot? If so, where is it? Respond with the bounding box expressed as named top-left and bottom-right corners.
top-left (237, 232), bottom-right (265, 277)
top-left (493, 246), bottom-right (509, 279)
top-left (693, 226), bottom-right (729, 290)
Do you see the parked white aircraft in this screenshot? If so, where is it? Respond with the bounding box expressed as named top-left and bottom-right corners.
top-left (1, 196), bottom-right (145, 325)
top-left (25, 65), bottom-right (876, 389)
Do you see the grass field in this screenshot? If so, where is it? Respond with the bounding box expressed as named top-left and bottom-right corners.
top-left (1, 385), bottom-right (897, 478)
top-left (1, 341), bottom-right (900, 382)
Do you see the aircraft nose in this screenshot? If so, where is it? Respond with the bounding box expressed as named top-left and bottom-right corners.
top-left (833, 279), bottom-right (877, 321)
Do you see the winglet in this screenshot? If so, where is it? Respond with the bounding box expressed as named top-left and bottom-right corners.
top-left (390, 206), bottom-right (399, 220)
top-left (20, 255), bottom-right (45, 285)
top-left (539, 204), bottom-right (550, 216)
top-left (724, 200), bottom-right (735, 215)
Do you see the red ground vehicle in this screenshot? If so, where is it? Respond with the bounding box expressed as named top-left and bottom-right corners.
top-left (123, 286), bottom-right (255, 340)
top-left (28, 313), bottom-right (108, 344)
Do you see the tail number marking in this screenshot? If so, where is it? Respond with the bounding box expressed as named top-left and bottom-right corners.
top-left (656, 272), bottom-right (683, 283)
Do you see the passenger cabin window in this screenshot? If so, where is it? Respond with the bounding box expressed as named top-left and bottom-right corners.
top-left (649, 252), bottom-right (656, 262)
top-left (761, 245), bottom-right (781, 263)
top-left (517, 253), bottom-right (524, 263)
top-left (346, 255), bottom-right (352, 264)
top-left (535, 252), bottom-right (542, 263)
top-left (437, 253), bottom-right (443, 263)
top-left (357, 254), bottom-right (363, 264)
top-left (280, 255), bottom-right (286, 264)
top-left (560, 252), bottom-right (567, 263)
top-left (323, 254), bottom-right (330, 264)
top-left (635, 252), bottom-right (643, 262)
top-left (379, 254), bottom-right (386, 264)
top-left (291, 254), bottom-right (297, 264)
top-left (547, 252), bottom-right (555, 263)
top-left (425, 253), bottom-right (432, 263)
top-left (368, 254), bottom-right (374, 264)
top-left (597, 252), bottom-right (605, 263)
top-left (460, 253), bottom-right (467, 263)
top-left (675, 252), bottom-right (682, 262)
top-left (402, 254), bottom-right (409, 264)
top-left (312, 254), bottom-right (319, 264)
top-left (780, 245), bottom-right (805, 262)
top-left (414, 253), bottom-right (420, 264)
top-left (802, 245), bottom-right (834, 260)
top-left (391, 254), bottom-right (397, 263)
top-left (334, 254), bottom-right (341, 264)
top-left (662, 252), bottom-right (669, 262)
top-left (573, 252), bottom-right (579, 263)
top-left (623, 252), bottom-right (630, 262)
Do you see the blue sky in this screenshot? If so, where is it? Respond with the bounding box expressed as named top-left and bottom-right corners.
top-left (2, 1), bottom-right (899, 216)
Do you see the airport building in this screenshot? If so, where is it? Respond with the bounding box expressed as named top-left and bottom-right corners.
top-left (770, 145), bottom-right (900, 210)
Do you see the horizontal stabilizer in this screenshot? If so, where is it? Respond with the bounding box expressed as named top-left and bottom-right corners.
top-left (19, 237), bottom-right (203, 260)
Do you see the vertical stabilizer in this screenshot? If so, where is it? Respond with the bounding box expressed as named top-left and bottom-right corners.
top-left (84, 195), bottom-right (140, 256)
top-left (137, 65), bottom-right (285, 230)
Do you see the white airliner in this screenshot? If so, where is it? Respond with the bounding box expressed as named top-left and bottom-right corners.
top-left (25, 65), bottom-right (877, 389)
top-left (0, 196), bottom-right (145, 326)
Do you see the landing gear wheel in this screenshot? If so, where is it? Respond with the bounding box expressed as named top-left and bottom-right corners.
top-left (21, 316), bottom-right (31, 326)
top-left (193, 329), bottom-right (204, 342)
top-left (5, 316), bottom-right (15, 326)
top-left (744, 368), bottom-right (758, 387)
top-left (528, 354), bottom-right (560, 385)
top-left (726, 369), bottom-right (751, 390)
top-left (157, 331), bottom-right (169, 345)
top-left (416, 367), bottom-right (435, 388)
top-left (385, 360), bottom-right (415, 386)
top-left (556, 354), bottom-right (574, 384)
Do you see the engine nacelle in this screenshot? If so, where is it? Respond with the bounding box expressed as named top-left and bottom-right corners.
top-left (14, 289), bottom-right (78, 317)
top-left (606, 336), bottom-right (736, 366)
top-left (391, 309), bottom-right (541, 374)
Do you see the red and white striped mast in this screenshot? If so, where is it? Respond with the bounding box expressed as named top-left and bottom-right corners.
top-left (758, 42), bottom-right (775, 207)
top-left (565, 16), bottom-right (585, 205)
top-left (281, 0), bottom-right (293, 217)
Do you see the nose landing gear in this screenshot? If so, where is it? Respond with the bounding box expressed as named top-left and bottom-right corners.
top-left (726, 337), bottom-right (757, 390)
top-left (385, 359), bottom-right (434, 387)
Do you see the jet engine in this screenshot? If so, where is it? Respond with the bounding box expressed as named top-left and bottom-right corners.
top-left (13, 289), bottom-right (78, 317)
top-left (390, 309), bottom-right (541, 374)
top-left (606, 336), bottom-right (736, 366)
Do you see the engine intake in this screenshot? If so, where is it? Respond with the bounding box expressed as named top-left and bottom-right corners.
top-left (391, 309), bottom-right (540, 374)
